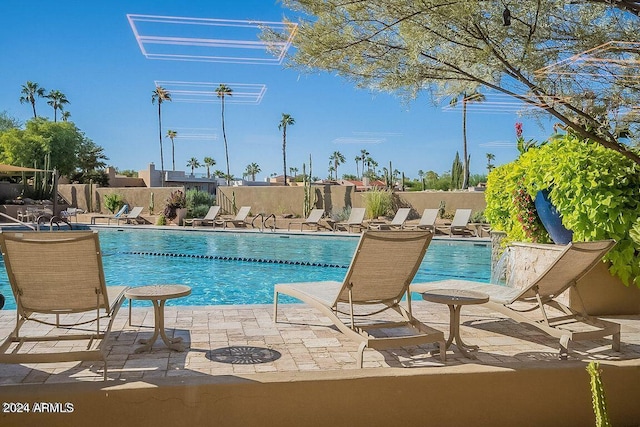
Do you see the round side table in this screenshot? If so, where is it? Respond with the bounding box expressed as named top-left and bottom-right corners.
top-left (422, 288), bottom-right (489, 359)
top-left (126, 284), bottom-right (191, 353)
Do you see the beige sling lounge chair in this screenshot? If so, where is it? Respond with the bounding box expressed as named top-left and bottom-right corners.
top-left (368, 208), bottom-right (411, 230)
top-left (90, 204), bottom-right (129, 225)
top-left (333, 207), bottom-right (366, 233)
top-left (215, 206), bottom-right (251, 228)
top-left (114, 206), bottom-right (145, 225)
top-left (183, 205), bottom-right (221, 227)
top-left (404, 208), bottom-right (439, 233)
top-left (438, 209), bottom-right (473, 237)
top-left (287, 208), bottom-right (326, 231)
top-left (411, 240), bottom-right (621, 359)
top-left (274, 230), bottom-right (446, 367)
top-left (0, 231), bottom-right (128, 380)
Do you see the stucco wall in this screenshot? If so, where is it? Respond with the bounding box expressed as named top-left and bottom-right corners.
top-left (58, 184), bottom-right (182, 214)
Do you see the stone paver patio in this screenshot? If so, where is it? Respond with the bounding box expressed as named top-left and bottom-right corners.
top-left (1, 300), bottom-right (638, 385)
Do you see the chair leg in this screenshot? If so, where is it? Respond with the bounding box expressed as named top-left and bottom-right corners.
top-left (273, 291), bottom-right (280, 323)
top-left (356, 342), bottom-right (366, 368)
top-left (559, 335), bottom-right (570, 360)
top-left (612, 332), bottom-right (621, 352)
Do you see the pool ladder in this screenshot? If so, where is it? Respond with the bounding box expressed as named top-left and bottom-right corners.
top-left (251, 213), bottom-right (276, 232)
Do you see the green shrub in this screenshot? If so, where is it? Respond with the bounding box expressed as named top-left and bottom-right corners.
top-left (156, 214), bottom-right (167, 226)
top-left (192, 204), bottom-right (211, 218)
top-left (486, 132), bottom-right (640, 286)
top-left (185, 189), bottom-right (214, 214)
top-left (103, 193), bottom-right (124, 214)
top-left (362, 189), bottom-right (393, 219)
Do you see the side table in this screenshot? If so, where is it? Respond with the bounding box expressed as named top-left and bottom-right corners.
top-left (126, 284), bottom-right (191, 353)
top-left (422, 288), bottom-right (489, 358)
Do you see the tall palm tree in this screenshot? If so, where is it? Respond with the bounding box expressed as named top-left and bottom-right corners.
top-left (359, 149), bottom-right (369, 179)
top-left (215, 84), bottom-right (233, 185)
top-left (278, 113), bottom-right (295, 186)
top-left (46, 90), bottom-right (69, 122)
top-left (354, 156), bottom-right (361, 179)
top-left (187, 157), bottom-right (201, 176)
top-left (166, 129), bottom-right (178, 171)
top-left (329, 151), bottom-right (346, 180)
top-left (203, 156), bottom-right (216, 178)
top-left (152, 86), bottom-right (171, 186)
top-left (450, 91), bottom-right (485, 189)
top-left (245, 162), bottom-right (261, 181)
top-left (61, 111), bottom-right (71, 122)
top-left (19, 81), bottom-right (46, 119)
top-left (486, 152), bottom-right (496, 173)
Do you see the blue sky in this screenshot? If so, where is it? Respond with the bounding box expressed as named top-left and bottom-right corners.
top-left (0, 0), bottom-right (556, 181)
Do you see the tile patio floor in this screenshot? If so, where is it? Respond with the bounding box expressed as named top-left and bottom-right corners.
top-left (1, 300), bottom-right (638, 385)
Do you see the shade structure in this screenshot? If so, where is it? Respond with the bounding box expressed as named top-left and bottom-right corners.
top-left (0, 164), bottom-right (47, 174)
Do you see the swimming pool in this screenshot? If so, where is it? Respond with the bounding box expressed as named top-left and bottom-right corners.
top-left (0, 229), bottom-right (491, 310)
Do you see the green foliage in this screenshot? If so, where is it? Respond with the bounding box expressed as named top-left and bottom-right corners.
top-left (587, 362), bottom-right (611, 427)
top-left (486, 132), bottom-right (640, 286)
top-left (185, 189), bottom-right (215, 216)
top-left (0, 111), bottom-right (21, 131)
top-left (69, 170), bottom-right (109, 186)
top-left (451, 152), bottom-right (463, 190)
top-left (362, 189), bottom-right (393, 219)
top-left (156, 214), bottom-right (167, 226)
top-left (163, 190), bottom-right (186, 220)
top-left (104, 193), bottom-right (124, 214)
top-left (470, 210), bottom-right (487, 224)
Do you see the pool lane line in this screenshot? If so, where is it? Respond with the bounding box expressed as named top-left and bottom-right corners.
top-left (119, 251), bottom-right (349, 269)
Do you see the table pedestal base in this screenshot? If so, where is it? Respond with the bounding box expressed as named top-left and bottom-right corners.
top-left (134, 299), bottom-right (185, 353)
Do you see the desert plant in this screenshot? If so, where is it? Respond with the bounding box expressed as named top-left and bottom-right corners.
top-left (587, 362), bottom-right (611, 427)
top-left (104, 193), bottom-right (124, 214)
top-left (163, 190), bottom-right (186, 221)
top-left (362, 189), bottom-right (393, 219)
top-left (185, 189), bottom-right (215, 216)
top-left (486, 132), bottom-right (640, 286)
top-left (156, 214), bottom-right (167, 226)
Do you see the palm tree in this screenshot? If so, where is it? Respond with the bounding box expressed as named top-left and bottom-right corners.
top-left (245, 162), bottom-right (261, 181)
top-left (359, 149), bottom-right (369, 178)
top-left (203, 156), bottom-right (216, 178)
top-left (19, 81), bottom-right (46, 118)
top-left (61, 111), bottom-right (71, 122)
top-left (152, 86), bottom-right (171, 186)
top-left (450, 91), bottom-right (485, 189)
top-left (278, 113), bottom-right (295, 186)
top-left (418, 169), bottom-right (425, 191)
top-left (354, 156), bottom-right (361, 179)
top-left (166, 129), bottom-right (178, 171)
top-left (46, 90), bottom-right (69, 122)
top-left (289, 167), bottom-right (298, 179)
top-left (486, 152), bottom-right (496, 173)
top-left (187, 157), bottom-right (201, 176)
top-left (329, 151), bottom-right (346, 180)
top-left (215, 84), bottom-right (233, 185)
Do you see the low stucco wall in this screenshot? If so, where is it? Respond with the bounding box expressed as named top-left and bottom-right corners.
top-left (1, 364), bottom-right (639, 427)
top-left (57, 185), bottom-right (182, 215)
top-left (217, 186), bottom-right (486, 218)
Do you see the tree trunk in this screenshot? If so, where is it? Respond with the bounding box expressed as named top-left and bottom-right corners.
top-left (283, 126), bottom-right (288, 186)
top-left (221, 98), bottom-right (230, 186)
top-left (158, 103), bottom-right (165, 187)
top-left (462, 98), bottom-right (469, 190)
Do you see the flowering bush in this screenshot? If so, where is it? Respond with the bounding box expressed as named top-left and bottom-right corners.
top-left (512, 178), bottom-right (548, 243)
top-left (163, 190), bottom-right (186, 220)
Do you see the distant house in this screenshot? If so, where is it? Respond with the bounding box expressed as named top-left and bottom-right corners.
top-left (340, 178), bottom-right (386, 192)
top-left (138, 163), bottom-right (218, 193)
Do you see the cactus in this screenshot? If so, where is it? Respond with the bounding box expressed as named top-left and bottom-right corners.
top-left (302, 154), bottom-right (314, 217)
top-left (149, 192), bottom-right (155, 214)
top-left (587, 361), bottom-right (611, 427)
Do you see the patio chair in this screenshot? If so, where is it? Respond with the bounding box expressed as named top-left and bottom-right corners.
top-left (333, 207), bottom-right (366, 233)
top-left (287, 208), bottom-right (326, 232)
top-left (114, 206), bottom-right (145, 225)
top-left (404, 208), bottom-right (439, 233)
top-left (0, 231), bottom-right (128, 380)
top-left (90, 204), bottom-right (128, 225)
top-left (274, 230), bottom-right (446, 367)
top-left (215, 206), bottom-right (251, 229)
top-left (437, 209), bottom-right (473, 237)
top-left (368, 208), bottom-right (411, 230)
top-left (61, 207), bottom-right (85, 223)
top-left (183, 206), bottom-right (221, 227)
top-left (411, 240), bottom-right (621, 359)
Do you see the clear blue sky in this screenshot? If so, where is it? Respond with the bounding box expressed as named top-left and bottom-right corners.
top-left (0, 0), bottom-right (556, 181)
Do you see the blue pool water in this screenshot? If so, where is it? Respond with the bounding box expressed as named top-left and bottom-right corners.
top-left (0, 229), bottom-right (491, 310)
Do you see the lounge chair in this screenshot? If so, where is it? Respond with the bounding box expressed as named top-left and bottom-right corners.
top-left (90, 204), bottom-right (128, 225)
top-left (411, 240), bottom-right (621, 359)
top-left (61, 207), bottom-right (85, 223)
top-left (368, 208), bottom-right (411, 230)
top-left (274, 230), bottom-right (446, 367)
top-left (215, 206), bottom-right (251, 229)
top-left (405, 208), bottom-right (439, 233)
top-left (114, 206), bottom-right (145, 225)
top-left (287, 208), bottom-right (326, 231)
top-left (333, 207), bottom-right (366, 233)
top-left (183, 205), bottom-right (221, 227)
top-left (0, 231), bottom-right (128, 380)
top-left (438, 209), bottom-right (473, 237)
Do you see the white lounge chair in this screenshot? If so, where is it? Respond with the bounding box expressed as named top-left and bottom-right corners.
top-left (113, 206), bottom-right (145, 225)
top-left (183, 206), bottom-right (221, 227)
top-left (90, 204), bottom-right (128, 225)
top-left (0, 231), bottom-right (128, 381)
top-left (274, 230), bottom-right (446, 367)
top-left (438, 209), bottom-right (473, 237)
top-left (411, 240), bottom-right (621, 359)
top-left (405, 208), bottom-right (439, 233)
top-left (368, 208), bottom-right (411, 230)
top-left (287, 208), bottom-right (326, 231)
top-left (215, 206), bottom-right (251, 229)
top-left (333, 207), bottom-right (366, 233)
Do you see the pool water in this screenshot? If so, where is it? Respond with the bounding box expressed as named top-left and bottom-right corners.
top-left (0, 229), bottom-right (491, 310)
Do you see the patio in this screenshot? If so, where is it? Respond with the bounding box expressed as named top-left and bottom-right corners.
top-left (1, 301), bottom-right (639, 426)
